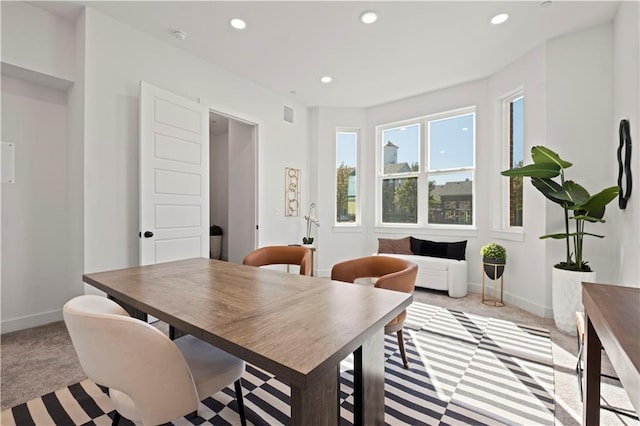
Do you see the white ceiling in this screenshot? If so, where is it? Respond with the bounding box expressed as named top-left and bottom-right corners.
top-left (31, 1), bottom-right (620, 108)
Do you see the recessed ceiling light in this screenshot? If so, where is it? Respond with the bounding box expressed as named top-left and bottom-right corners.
top-left (462, 127), bottom-right (469, 131)
top-left (230, 18), bottom-right (247, 30)
top-left (490, 13), bottom-right (509, 25)
top-left (539, 1), bottom-right (553, 8)
top-left (320, 76), bottom-right (332, 84)
top-left (360, 11), bottom-right (378, 24)
top-left (171, 29), bottom-right (188, 40)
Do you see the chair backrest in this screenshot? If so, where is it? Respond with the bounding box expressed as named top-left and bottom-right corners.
top-left (331, 256), bottom-right (417, 327)
top-left (242, 245), bottom-right (312, 275)
top-left (331, 255), bottom-right (418, 294)
top-left (63, 295), bottom-right (199, 425)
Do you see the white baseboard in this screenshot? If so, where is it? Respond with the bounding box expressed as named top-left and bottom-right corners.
top-left (1, 309), bottom-right (63, 334)
top-left (468, 281), bottom-right (553, 318)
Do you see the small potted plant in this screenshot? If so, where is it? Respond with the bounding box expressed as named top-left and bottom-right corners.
top-left (210, 225), bottom-right (223, 260)
top-left (481, 242), bottom-right (507, 279)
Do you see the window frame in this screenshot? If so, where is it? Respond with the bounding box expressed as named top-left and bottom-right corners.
top-left (502, 90), bottom-right (524, 230)
top-left (375, 106), bottom-right (476, 229)
top-left (334, 128), bottom-right (361, 227)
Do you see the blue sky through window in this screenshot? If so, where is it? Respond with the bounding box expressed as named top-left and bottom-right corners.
top-left (429, 113), bottom-right (474, 170)
top-left (336, 132), bottom-right (357, 167)
top-left (512, 96), bottom-right (524, 166)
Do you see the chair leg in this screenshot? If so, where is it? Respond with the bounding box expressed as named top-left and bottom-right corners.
top-left (234, 379), bottom-right (247, 426)
top-left (397, 329), bottom-right (409, 369)
top-left (576, 339), bottom-right (584, 402)
top-left (111, 411), bottom-right (121, 426)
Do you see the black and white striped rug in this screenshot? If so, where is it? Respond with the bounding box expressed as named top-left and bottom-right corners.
top-left (1, 302), bottom-right (555, 425)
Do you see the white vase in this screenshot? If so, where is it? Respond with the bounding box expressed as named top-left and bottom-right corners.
top-left (209, 236), bottom-right (222, 260)
top-left (552, 267), bottom-right (596, 335)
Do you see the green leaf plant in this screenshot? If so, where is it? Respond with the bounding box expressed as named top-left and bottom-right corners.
top-left (501, 146), bottom-right (619, 272)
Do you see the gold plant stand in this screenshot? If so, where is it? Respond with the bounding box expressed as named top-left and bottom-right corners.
top-left (482, 262), bottom-right (505, 307)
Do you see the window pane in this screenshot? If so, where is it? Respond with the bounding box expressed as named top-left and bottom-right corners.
top-left (381, 124), bottom-right (420, 174)
top-left (336, 132), bottom-right (357, 223)
top-left (510, 96), bottom-right (524, 227)
top-left (428, 172), bottom-right (473, 225)
top-left (382, 177), bottom-right (417, 223)
top-left (428, 113), bottom-right (474, 170)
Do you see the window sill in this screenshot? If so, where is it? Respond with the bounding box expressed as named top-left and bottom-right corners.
top-left (490, 229), bottom-right (525, 242)
top-left (332, 225), bottom-right (364, 233)
top-left (374, 226), bottom-right (478, 238)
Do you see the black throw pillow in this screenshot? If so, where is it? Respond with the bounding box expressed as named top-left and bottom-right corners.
top-left (409, 237), bottom-right (467, 261)
top-left (446, 240), bottom-right (467, 261)
top-left (409, 236), bottom-right (425, 254)
top-left (420, 240), bottom-right (448, 258)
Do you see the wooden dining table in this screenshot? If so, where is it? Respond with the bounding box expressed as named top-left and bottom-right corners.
top-left (83, 257), bottom-right (412, 425)
top-left (582, 282), bottom-right (639, 425)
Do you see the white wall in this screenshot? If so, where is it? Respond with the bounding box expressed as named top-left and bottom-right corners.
top-left (82, 8), bottom-right (309, 275)
top-left (1, 76), bottom-right (81, 332)
top-left (310, 107), bottom-right (368, 276)
top-left (1, 2), bottom-right (84, 332)
top-left (488, 45), bottom-right (550, 316)
top-left (1, 1), bottom-right (75, 86)
top-left (546, 24), bottom-right (615, 286)
top-left (612, 1), bottom-right (640, 287)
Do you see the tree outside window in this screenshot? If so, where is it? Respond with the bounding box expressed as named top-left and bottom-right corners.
top-left (508, 95), bottom-right (524, 227)
top-left (336, 131), bottom-right (358, 224)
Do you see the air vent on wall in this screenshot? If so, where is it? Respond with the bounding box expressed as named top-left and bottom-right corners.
top-left (283, 105), bottom-right (295, 124)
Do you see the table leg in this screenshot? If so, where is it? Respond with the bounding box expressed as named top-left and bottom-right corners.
top-left (290, 365), bottom-right (339, 425)
top-left (583, 311), bottom-right (602, 426)
top-left (353, 328), bottom-right (385, 426)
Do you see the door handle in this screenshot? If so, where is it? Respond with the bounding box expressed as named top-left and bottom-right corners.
top-left (144, 231), bottom-right (154, 238)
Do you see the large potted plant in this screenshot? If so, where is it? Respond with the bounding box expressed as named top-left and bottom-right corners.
top-left (501, 146), bottom-right (618, 334)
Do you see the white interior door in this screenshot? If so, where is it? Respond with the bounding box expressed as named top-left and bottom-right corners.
top-left (139, 81), bottom-right (209, 265)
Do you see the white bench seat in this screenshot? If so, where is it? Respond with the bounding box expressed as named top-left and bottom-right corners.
top-left (376, 253), bottom-right (468, 298)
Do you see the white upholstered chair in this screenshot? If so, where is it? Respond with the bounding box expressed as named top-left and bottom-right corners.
top-left (63, 295), bottom-right (246, 425)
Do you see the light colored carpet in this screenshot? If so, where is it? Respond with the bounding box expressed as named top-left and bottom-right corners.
top-left (1, 289), bottom-right (638, 425)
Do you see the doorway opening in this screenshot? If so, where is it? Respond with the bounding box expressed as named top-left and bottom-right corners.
top-left (208, 111), bottom-right (258, 263)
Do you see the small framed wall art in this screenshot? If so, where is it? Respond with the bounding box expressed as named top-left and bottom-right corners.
top-left (285, 167), bottom-right (300, 216)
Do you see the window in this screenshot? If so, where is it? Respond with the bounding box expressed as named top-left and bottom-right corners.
top-left (336, 131), bottom-right (358, 224)
top-left (505, 93), bottom-right (524, 227)
top-left (427, 112), bottom-right (475, 225)
top-left (380, 124), bottom-right (419, 223)
top-left (377, 108), bottom-right (475, 227)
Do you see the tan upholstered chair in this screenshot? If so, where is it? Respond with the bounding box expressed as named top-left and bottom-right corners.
top-left (243, 245), bottom-right (312, 276)
top-left (63, 295), bottom-right (246, 426)
top-left (331, 256), bottom-right (418, 369)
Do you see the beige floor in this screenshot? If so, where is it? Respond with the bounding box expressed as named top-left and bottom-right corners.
top-left (1, 288), bottom-right (638, 425)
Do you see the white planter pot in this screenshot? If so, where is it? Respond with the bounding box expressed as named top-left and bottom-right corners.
top-left (552, 268), bottom-right (596, 335)
top-left (209, 236), bottom-right (222, 260)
